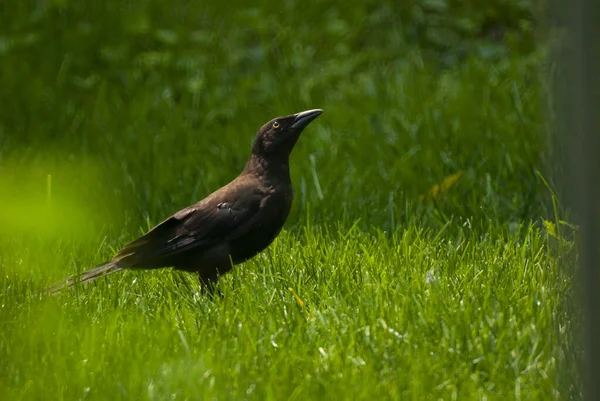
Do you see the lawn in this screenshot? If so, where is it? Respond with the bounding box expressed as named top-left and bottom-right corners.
top-left (0, 1), bottom-right (579, 400)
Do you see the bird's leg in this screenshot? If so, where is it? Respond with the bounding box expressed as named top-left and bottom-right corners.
top-left (198, 272), bottom-right (223, 298)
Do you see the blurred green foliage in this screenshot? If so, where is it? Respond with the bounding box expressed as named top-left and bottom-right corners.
top-left (0, 0), bottom-right (544, 237)
top-left (1, 0), bottom-right (535, 138)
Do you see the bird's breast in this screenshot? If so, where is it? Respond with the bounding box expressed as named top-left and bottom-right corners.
top-left (229, 189), bottom-right (293, 264)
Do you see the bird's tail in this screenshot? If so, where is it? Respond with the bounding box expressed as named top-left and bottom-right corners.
top-left (46, 260), bottom-right (124, 295)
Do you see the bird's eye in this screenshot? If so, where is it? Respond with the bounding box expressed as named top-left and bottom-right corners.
top-left (273, 121), bottom-right (280, 129)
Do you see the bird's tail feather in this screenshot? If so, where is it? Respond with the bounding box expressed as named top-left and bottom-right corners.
top-left (46, 261), bottom-right (124, 295)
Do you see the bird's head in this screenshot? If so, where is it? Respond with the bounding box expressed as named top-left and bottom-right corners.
top-left (250, 109), bottom-right (323, 161)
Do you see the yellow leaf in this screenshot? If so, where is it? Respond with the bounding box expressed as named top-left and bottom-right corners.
top-left (543, 219), bottom-right (558, 239)
top-left (288, 287), bottom-right (305, 307)
top-left (420, 171), bottom-right (464, 203)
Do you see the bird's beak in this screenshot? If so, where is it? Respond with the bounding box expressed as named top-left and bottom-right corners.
top-left (291, 109), bottom-right (323, 130)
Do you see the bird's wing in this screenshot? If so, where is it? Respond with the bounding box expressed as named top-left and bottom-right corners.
top-left (114, 182), bottom-right (266, 265)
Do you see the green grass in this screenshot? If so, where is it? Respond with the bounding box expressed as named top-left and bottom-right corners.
top-left (2, 226), bottom-right (576, 399)
top-left (0, 224), bottom-right (575, 400)
top-left (0, 1), bottom-right (579, 400)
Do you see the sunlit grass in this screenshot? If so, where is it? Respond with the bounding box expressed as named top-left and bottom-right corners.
top-left (1, 224), bottom-right (573, 400)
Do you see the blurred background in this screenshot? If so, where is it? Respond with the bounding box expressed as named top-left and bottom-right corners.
top-left (0, 0), bottom-right (549, 241)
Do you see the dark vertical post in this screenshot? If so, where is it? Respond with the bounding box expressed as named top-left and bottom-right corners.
top-left (571, 0), bottom-right (600, 399)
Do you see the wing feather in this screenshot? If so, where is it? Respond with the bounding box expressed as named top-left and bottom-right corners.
top-left (115, 182), bottom-right (265, 267)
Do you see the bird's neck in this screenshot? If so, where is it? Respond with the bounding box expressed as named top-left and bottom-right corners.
top-left (242, 153), bottom-right (291, 183)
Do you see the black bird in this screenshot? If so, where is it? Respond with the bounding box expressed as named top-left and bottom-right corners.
top-left (48, 109), bottom-right (323, 294)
